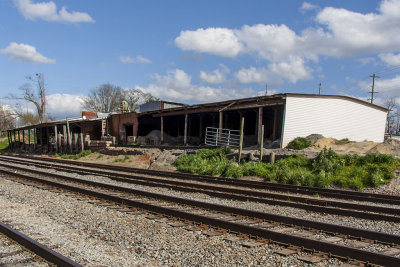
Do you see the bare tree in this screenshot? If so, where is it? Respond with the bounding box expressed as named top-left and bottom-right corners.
top-left (0, 105), bottom-right (16, 135)
top-left (9, 74), bottom-right (46, 123)
top-left (123, 88), bottom-right (159, 111)
top-left (384, 98), bottom-right (397, 134)
top-left (82, 84), bottom-right (159, 112)
top-left (82, 83), bottom-right (124, 113)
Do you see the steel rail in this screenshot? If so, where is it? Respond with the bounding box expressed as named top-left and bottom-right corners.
top-left (0, 165), bottom-right (399, 246)
top-left (0, 168), bottom-right (399, 266)
top-left (4, 154), bottom-right (400, 205)
top-left (0, 221), bottom-right (81, 267)
top-left (1, 158), bottom-right (399, 223)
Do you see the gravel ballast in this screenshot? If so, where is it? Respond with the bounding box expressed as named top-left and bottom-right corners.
top-left (0, 176), bottom-right (345, 266)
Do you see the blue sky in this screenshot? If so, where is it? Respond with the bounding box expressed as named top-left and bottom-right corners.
top-left (1, 0), bottom-right (400, 119)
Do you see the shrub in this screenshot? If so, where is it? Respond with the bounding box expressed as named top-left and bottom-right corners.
top-left (286, 137), bottom-right (311, 150)
top-left (56, 150), bottom-right (92, 160)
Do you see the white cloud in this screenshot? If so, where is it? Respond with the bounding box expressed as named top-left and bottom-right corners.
top-left (119, 56), bottom-right (134, 64)
top-left (236, 67), bottom-right (269, 84)
top-left (300, 2), bottom-right (318, 12)
top-left (235, 58), bottom-right (311, 85)
top-left (119, 55), bottom-right (151, 64)
top-left (175, 1), bottom-right (400, 83)
top-left (175, 27), bottom-right (243, 57)
top-left (199, 64), bottom-right (230, 84)
top-left (46, 93), bottom-right (84, 118)
top-left (14, 0), bottom-right (94, 23)
top-left (139, 69), bottom-right (262, 103)
top-left (379, 53), bottom-right (400, 66)
top-left (136, 55), bottom-right (151, 64)
top-left (0, 42), bottom-right (55, 64)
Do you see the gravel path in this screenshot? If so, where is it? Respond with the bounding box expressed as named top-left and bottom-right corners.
top-left (0, 176), bottom-right (344, 266)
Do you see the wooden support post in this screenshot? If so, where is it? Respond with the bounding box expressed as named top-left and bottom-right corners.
top-left (18, 130), bottom-right (20, 143)
top-left (54, 125), bottom-right (58, 153)
top-left (160, 116), bottom-right (164, 143)
top-left (66, 118), bottom-right (72, 154)
top-left (219, 111), bottom-right (223, 130)
top-left (73, 133), bottom-right (78, 152)
top-left (260, 125), bottom-right (264, 161)
top-left (39, 128), bottom-right (43, 153)
top-left (272, 108), bottom-right (278, 140)
top-left (270, 152), bottom-right (276, 164)
top-left (57, 132), bottom-right (62, 153)
top-left (184, 114), bottom-right (188, 145)
top-left (63, 125), bottom-right (67, 153)
top-left (80, 132), bottom-right (84, 152)
top-left (22, 130), bottom-right (25, 145)
top-left (257, 107), bottom-right (263, 144)
top-left (33, 129), bottom-right (36, 150)
top-left (28, 129), bottom-right (31, 145)
top-left (238, 117), bottom-right (244, 163)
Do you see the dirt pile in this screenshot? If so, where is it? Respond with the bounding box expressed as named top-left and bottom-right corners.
top-left (305, 137), bottom-right (400, 157)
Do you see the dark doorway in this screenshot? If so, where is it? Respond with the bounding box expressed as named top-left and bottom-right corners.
top-left (125, 124), bottom-right (133, 143)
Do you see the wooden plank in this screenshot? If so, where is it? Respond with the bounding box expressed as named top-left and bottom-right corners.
top-left (184, 114), bottom-right (188, 145)
top-left (80, 132), bottom-right (84, 152)
top-left (66, 118), bottom-right (72, 154)
top-left (54, 125), bottom-right (58, 153)
top-left (160, 116), bottom-right (164, 143)
top-left (257, 107), bottom-right (263, 144)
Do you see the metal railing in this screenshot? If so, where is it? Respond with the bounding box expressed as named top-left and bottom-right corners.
top-left (205, 127), bottom-right (240, 148)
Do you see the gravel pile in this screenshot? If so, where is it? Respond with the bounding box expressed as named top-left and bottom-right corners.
top-left (0, 176), bottom-right (344, 266)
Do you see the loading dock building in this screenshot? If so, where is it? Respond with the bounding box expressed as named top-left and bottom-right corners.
top-left (7, 93), bottom-right (388, 151)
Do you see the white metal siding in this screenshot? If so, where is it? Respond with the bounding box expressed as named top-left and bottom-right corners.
top-left (282, 96), bottom-right (387, 147)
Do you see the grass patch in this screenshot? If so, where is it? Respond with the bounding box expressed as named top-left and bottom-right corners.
top-left (335, 138), bottom-right (350, 145)
top-left (173, 147), bottom-right (400, 190)
top-left (286, 137), bottom-right (311, 150)
top-left (96, 154), bottom-right (103, 159)
top-left (114, 155), bottom-right (130, 163)
top-left (0, 138), bottom-right (9, 151)
top-left (55, 150), bottom-right (92, 160)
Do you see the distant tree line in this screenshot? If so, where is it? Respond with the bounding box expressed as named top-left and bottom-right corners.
top-left (82, 83), bottom-right (159, 113)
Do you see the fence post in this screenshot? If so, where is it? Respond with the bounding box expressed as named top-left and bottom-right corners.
top-left (260, 125), bottom-right (264, 161)
top-left (238, 117), bottom-right (244, 163)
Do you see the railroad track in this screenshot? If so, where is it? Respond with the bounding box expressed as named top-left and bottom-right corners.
top-left (0, 161), bottom-right (399, 266)
top-left (0, 221), bottom-right (80, 266)
top-left (1, 155), bottom-right (400, 223)
top-left (4, 153), bottom-right (400, 205)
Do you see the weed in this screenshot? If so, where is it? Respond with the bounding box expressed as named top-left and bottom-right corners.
top-left (56, 150), bottom-right (92, 160)
top-left (286, 137), bottom-right (311, 150)
top-left (96, 154), bottom-right (103, 159)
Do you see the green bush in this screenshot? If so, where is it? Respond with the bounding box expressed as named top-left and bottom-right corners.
top-left (286, 137), bottom-right (311, 150)
top-left (173, 147), bottom-right (399, 190)
top-left (56, 150), bottom-right (92, 160)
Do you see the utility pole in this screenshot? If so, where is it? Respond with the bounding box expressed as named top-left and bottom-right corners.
top-left (369, 73), bottom-right (379, 104)
top-left (43, 73), bottom-right (46, 123)
top-left (265, 83), bottom-right (268, 96)
top-left (319, 83), bottom-right (322, 95)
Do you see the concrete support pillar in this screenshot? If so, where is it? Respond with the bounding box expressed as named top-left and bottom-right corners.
top-left (257, 107), bottom-right (263, 145)
top-left (184, 114), bottom-right (188, 145)
top-left (160, 116), bottom-right (164, 143)
top-left (73, 133), bottom-right (78, 152)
